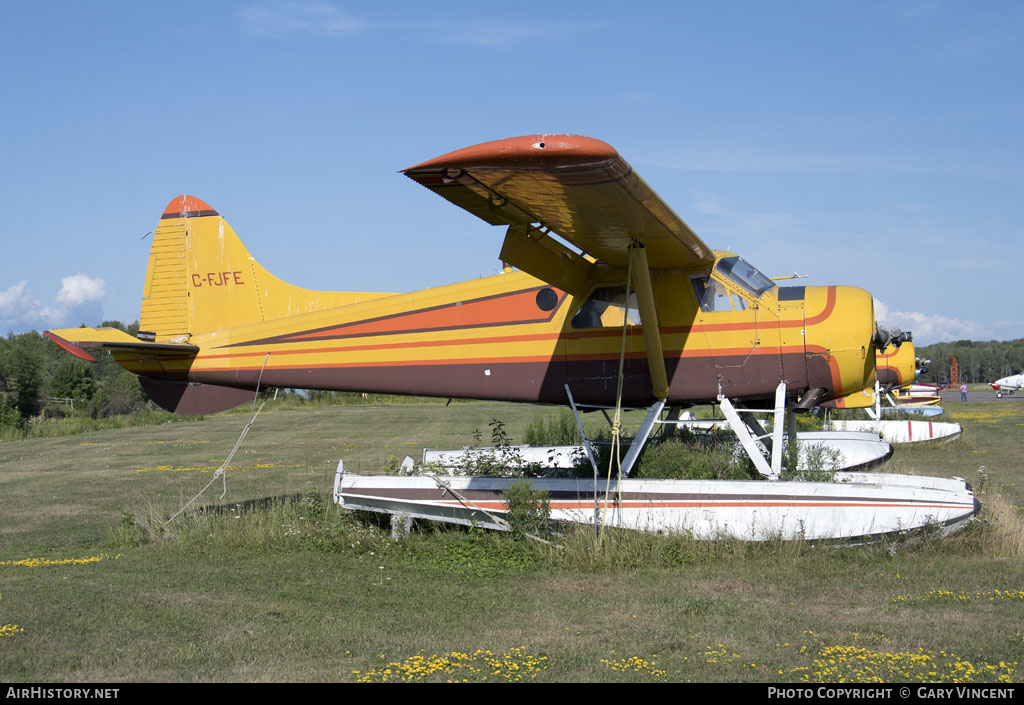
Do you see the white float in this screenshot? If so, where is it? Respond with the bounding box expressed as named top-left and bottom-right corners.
top-left (829, 419), bottom-right (961, 445)
top-left (334, 466), bottom-right (978, 542)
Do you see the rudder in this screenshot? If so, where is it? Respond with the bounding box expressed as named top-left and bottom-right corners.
top-left (140, 195), bottom-right (395, 343)
top-left (140, 195), bottom-right (271, 342)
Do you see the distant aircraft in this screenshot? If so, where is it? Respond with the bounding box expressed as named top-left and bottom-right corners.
top-left (991, 371), bottom-right (1024, 398)
top-left (825, 338), bottom-right (916, 409)
top-left (875, 339), bottom-right (917, 392)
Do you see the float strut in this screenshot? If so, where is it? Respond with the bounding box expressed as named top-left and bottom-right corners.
top-left (619, 399), bottom-right (667, 477)
top-left (718, 381), bottom-right (787, 480)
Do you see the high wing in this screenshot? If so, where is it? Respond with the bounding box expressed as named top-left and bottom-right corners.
top-left (404, 134), bottom-right (713, 401)
top-left (402, 134), bottom-right (713, 273)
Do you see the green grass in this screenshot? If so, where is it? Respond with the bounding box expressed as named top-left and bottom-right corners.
top-left (1, 401), bottom-right (1023, 682)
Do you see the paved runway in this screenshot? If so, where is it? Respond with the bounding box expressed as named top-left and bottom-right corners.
top-left (938, 388), bottom-right (1024, 404)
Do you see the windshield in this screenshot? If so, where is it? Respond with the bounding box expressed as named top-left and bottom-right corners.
top-left (714, 257), bottom-right (776, 298)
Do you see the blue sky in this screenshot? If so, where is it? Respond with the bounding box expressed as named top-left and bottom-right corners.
top-left (1, 1), bottom-right (1021, 344)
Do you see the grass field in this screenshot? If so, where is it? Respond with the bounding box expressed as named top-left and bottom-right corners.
top-left (1, 399), bottom-right (1022, 682)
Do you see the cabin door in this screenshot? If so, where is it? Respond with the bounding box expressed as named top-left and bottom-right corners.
top-left (774, 286), bottom-right (810, 395)
top-left (689, 273), bottom-right (762, 398)
top-left (562, 284), bottom-right (650, 405)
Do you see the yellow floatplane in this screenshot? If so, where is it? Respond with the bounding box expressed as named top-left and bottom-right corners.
top-left (45, 135), bottom-right (978, 540)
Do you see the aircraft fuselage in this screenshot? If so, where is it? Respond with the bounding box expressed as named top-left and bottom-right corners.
top-left (113, 252), bottom-right (876, 409)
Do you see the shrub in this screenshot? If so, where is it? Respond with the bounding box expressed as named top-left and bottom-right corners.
top-left (634, 437), bottom-right (757, 481)
top-left (502, 480), bottom-right (552, 540)
top-left (523, 410), bottom-right (581, 446)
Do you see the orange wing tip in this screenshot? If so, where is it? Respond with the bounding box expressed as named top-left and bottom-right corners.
top-left (43, 331), bottom-right (97, 362)
top-left (402, 134), bottom-right (620, 173)
top-left (161, 195), bottom-right (219, 220)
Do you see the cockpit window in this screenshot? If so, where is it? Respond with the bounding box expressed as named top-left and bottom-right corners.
top-left (715, 257), bottom-right (775, 298)
top-left (691, 275), bottom-right (734, 312)
top-left (571, 286), bottom-right (640, 329)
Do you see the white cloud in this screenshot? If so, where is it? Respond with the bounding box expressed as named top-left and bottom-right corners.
top-left (0, 281), bottom-right (31, 314)
top-left (871, 298), bottom-right (1024, 345)
top-left (56, 274), bottom-right (106, 306)
top-left (0, 281), bottom-right (64, 332)
top-left (240, 1), bottom-right (366, 37)
top-left (1, 275), bottom-right (106, 335)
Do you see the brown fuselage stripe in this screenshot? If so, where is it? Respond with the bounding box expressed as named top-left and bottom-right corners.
top-left (160, 210), bottom-right (219, 219)
top-left (196, 332), bottom-right (566, 361)
top-left (190, 354), bottom-right (560, 371)
top-left (193, 339), bottom-right (810, 363)
top-left (136, 352), bottom-right (825, 406)
top-left (877, 369), bottom-right (903, 386)
top-left (185, 347), bottom-right (811, 372)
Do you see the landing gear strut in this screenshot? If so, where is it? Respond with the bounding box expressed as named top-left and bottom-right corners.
top-left (565, 382), bottom-right (794, 481)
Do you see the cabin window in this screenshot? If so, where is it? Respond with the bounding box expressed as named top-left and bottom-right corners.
top-left (535, 287), bottom-right (558, 311)
top-left (730, 292), bottom-right (749, 312)
top-left (715, 256), bottom-right (775, 298)
top-left (691, 275), bottom-right (736, 313)
top-left (571, 286), bottom-right (640, 329)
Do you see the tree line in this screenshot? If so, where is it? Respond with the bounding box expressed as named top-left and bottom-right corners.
top-left (915, 339), bottom-right (1024, 385)
top-left (0, 321), bottom-right (148, 429)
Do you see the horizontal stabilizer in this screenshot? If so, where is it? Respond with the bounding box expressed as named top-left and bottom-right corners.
top-left (43, 328), bottom-right (199, 362)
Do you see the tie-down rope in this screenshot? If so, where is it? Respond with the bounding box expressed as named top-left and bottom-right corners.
top-left (161, 354), bottom-right (270, 528)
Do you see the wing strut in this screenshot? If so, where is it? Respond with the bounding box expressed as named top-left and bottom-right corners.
top-left (628, 242), bottom-right (670, 400)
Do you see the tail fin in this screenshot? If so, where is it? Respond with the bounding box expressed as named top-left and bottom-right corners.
top-left (140, 195), bottom-right (392, 342)
top-left (46, 195), bottom-right (398, 416)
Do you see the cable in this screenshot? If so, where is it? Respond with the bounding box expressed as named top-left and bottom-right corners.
top-left (161, 354), bottom-right (271, 527)
top-left (600, 250), bottom-right (635, 540)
